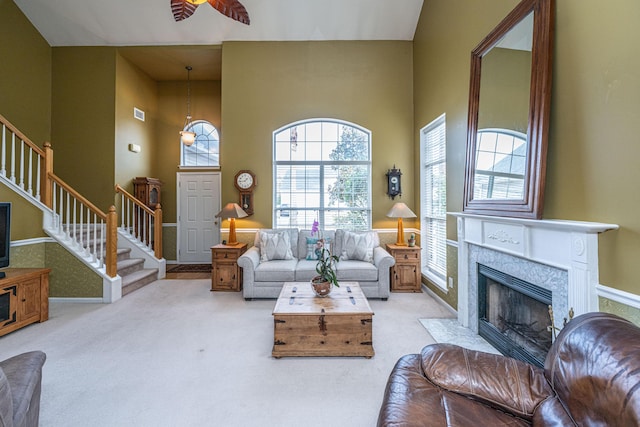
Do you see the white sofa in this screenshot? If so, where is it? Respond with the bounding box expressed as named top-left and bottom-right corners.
top-left (237, 228), bottom-right (395, 300)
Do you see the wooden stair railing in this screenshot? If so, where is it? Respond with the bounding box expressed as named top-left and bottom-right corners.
top-left (115, 184), bottom-right (163, 259)
top-left (49, 173), bottom-right (117, 277)
top-left (0, 113), bottom-right (117, 277)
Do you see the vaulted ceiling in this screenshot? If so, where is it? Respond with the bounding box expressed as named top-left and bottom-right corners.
top-left (14, 0), bottom-right (424, 81)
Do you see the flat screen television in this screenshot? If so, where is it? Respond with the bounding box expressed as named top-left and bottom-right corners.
top-left (0, 202), bottom-right (10, 279)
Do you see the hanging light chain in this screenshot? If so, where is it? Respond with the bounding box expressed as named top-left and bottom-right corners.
top-left (185, 65), bottom-right (192, 120)
top-left (180, 65), bottom-right (196, 146)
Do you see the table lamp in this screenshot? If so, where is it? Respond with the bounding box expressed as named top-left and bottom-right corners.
top-left (386, 202), bottom-right (417, 246)
top-left (215, 202), bottom-right (248, 246)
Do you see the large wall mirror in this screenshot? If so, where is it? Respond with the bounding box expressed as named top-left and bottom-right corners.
top-left (463, 0), bottom-right (554, 219)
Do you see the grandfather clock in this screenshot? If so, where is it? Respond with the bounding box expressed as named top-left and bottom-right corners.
top-left (133, 177), bottom-right (163, 249)
top-left (133, 177), bottom-right (163, 210)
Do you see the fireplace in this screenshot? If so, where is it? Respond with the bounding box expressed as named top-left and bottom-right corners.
top-left (452, 213), bottom-right (617, 339)
top-left (478, 264), bottom-right (551, 367)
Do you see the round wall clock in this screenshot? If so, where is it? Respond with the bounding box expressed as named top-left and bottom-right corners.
top-left (234, 170), bottom-right (256, 192)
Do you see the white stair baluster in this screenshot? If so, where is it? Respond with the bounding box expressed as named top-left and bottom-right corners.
top-left (27, 146), bottom-right (33, 196)
top-left (1, 124), bottom-right (6, 177)
top-left (19, 141), bottom-right (24, 190)
top-left (35, 154), bottom-right (41, 200)
top-left (10, 133), bottom-right (15, 183)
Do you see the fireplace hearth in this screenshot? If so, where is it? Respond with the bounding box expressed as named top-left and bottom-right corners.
top-left (478, 264), bottom-right (552, 367)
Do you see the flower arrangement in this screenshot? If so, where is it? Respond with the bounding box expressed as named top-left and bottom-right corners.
top-left (310, 220), bottom-right (339, 289)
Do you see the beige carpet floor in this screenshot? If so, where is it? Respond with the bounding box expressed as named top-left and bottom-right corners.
top-left (0, 279), bottom-right (455, 427)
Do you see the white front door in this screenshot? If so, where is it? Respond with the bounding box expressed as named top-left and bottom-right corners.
top-left (177, 172), bottom-right (221, 263)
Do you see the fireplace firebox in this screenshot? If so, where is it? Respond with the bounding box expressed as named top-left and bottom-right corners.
top-left (478, 264), bottom-right (552, 367)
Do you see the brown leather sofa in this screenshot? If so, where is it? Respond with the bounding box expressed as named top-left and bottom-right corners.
top-left (377, 312), bottom-right (640, 426)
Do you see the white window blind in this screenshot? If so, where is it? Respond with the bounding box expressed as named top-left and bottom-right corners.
top-left (421, 114), bottom-right (447, 289)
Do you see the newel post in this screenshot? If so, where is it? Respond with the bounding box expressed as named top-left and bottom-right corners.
top-left (154, 204), bottom-right (163, 259)
top-left (106, 205), bottom-right (118, 278)
top-left (41, 142), bottom-right (54, 208)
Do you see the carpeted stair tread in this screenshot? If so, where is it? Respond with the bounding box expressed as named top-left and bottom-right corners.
top-left (117, 257), bottom-right (144, 276)
top-left (117, 247), bottom-right (130, 255)
top-left (121, 268), bottom-right (158, 296)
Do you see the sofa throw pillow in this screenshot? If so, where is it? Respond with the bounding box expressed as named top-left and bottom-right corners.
top-left (306, 237), bottom-right (323, 260)
top-left (339, 230), bottom-right (375, 263)
top-left (259, 231), bottom-right (294, 262)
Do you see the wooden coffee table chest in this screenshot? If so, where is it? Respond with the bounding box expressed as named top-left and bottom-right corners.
top-left (272, 282), bottom-right (374, 358)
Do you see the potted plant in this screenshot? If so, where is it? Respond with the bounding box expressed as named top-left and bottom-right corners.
top-left (311, 247), bottom-right (339, 297)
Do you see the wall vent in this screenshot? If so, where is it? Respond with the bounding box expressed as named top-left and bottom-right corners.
top-left (134, 107), bottom-right (145, 122)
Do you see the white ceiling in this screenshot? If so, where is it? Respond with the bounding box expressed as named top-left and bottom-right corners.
top-left (14, 0), bottom-right (423, 80)
top-left (14, 0), bottom-right (424, 46)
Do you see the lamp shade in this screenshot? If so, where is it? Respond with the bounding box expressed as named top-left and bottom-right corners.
top-left (216, 203), bottom-right (248, 246)
top-left (386, 202), bottom-right (417, 218)
top-left (386, 202), bottom-right (416, 246)
top-left (215, 203), bottom-right (248, 219)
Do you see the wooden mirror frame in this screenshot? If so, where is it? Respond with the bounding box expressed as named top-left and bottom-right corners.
top-left (463, 0), bottom-right (554, 219)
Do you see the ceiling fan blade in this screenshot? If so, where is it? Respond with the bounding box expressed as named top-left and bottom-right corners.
top-left (171, 0), bottom-right (199, 22)
top-left (207, 0), bottom-right (251, 25)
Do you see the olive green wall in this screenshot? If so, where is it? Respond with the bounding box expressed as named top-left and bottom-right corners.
top-left (51, 47), bottom-right (117, 212)
top-left (415, 0), bottom-right (640, 306)
top-left (221, 41), bottom-right (414, 231)
top-left (545, 0), bottom-right (640, 294)
top-left (0, 187), bottom-right (45, 240)
top-left (114, 54), bottom-right (158, 194)
top-left (0, 1), bottom-right (49, 242)
top-left (0, 0), bottom-right (51, 144)
top-left (155, 80), bottom-right (222, 223)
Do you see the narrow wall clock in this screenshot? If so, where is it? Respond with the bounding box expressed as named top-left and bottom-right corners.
top-left (386, 166), bottom-right (402, 199)
top-left (234, 170), bottom-right (256, 215)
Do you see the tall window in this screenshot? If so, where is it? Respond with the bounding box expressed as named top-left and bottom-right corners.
top-left (180, 120), bottom-right (220, 168)
top-left (273, 119), bottom-right (371, 230)
top-left (420, 114), bottom-right (447, 289)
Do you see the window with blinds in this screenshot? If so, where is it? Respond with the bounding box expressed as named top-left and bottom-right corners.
top-left (273, 119), bottom-right (372, 230)
top-left (420, 114), bottom-right (447, 289)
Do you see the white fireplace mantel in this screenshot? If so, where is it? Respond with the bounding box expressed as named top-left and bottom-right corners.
top-left (450, 212), bottom-right (618, 329)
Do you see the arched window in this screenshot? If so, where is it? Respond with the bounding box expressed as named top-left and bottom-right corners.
top-left (180, 120), bottom-right (220, 168)
top-left (273, 119), bottom-right (372, 230)
top-left (474, 128), bottom-right (526, 199)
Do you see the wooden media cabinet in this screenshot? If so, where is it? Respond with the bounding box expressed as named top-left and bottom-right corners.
top-left (0, 268), bottom-right (50, 337)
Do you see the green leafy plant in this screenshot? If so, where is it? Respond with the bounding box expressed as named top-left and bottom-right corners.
top-left (313, 247), bottom-right (340, 287)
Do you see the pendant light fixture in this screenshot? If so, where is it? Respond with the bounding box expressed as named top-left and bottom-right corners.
top-left (180, 66), bottom-right (196, 146)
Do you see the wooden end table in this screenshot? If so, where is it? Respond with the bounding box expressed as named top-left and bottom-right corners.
top-left (272, 282), bottom-right (374, 358)
top-left (386, 244), bottom-right (422, 292)
top-left (210, 243), bottom-right (247, 291)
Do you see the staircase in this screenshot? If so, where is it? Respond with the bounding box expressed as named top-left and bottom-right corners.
top-left (1, 113), bottom-right (165, 302)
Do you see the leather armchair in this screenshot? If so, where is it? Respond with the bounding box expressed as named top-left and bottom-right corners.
top-left (377, 312), bottom-right (640, 426)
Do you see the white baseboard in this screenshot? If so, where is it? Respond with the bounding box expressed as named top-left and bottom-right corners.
top-left (422, 283), bottom-right (457, 316)
top-left (49, 297), bottom-right (104, 304)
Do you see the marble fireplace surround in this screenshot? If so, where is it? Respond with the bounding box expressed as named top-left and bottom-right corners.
top-left (451, 213), bottom-right (618, 333)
